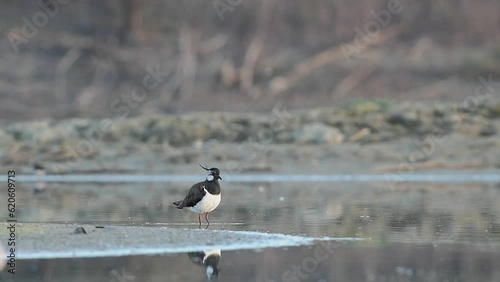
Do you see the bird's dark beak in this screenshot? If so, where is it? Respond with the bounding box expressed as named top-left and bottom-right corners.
top-left (218, 176), bottom-right (222, 180)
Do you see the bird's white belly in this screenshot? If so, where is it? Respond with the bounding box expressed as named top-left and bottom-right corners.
top-left (188, 189), bottom-right (221, 213)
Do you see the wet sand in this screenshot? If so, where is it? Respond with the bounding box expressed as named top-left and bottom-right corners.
top-left (1, 222), bottom-right (357, 259)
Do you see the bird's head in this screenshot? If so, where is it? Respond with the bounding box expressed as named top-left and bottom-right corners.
top-left (199, 164), bottom-right (222, 181)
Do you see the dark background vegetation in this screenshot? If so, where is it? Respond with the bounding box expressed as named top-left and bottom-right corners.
top-left (1, 0), bottom-right (500, 121)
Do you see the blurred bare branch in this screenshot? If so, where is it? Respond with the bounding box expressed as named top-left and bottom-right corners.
top-left (269, 25), bottom-right (402, 95)
top-left (54, 48), bottom-right (82, 102)
top-left (332, 63), bottom-right (377, 99)
top-left (178, 26), bottom-right (200, 101)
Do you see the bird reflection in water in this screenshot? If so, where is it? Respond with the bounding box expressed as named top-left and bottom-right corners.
top-left (33, 163), bottom-right (47, 194)
top-left (187, 249), bottom-right (221, 280)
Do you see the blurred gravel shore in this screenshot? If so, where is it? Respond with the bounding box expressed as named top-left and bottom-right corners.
top-left (0, 99), bottom-right (498, 175)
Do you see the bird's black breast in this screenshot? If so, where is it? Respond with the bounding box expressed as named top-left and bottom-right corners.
top-left (204, 180), bottom-right (221, 195)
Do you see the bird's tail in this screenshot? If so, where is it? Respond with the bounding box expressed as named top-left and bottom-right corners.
top-left (173, 201), bottom-right (183, 209)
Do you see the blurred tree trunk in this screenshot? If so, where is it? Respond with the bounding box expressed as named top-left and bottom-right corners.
top-left (119, 0), bottom-right (143, 43)
top-left (240, 0), bottom-right (277, 97)
top-left (171, 0), bottom-right (215, 105)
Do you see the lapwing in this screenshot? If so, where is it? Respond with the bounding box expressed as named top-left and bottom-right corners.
top-left (187, 249), bottom-right (221, 280)
top-left (173, 164), bottom-right (222, 228)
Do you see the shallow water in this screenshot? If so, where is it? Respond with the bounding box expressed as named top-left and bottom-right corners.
top-left (17, 243), bottom-right (500, 282)
top-left (1, 180), bottom-right (500, 281)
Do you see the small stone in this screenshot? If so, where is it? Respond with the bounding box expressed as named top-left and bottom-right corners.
top-left (349, 128), bottom-right (371, 142)
top-left (72, 227), bottom-right (87, 235)
top-left (293, 122), bottom-right (344, 145)
top-left (480, 123), bottom-right (497, 137)
top-left (387, 112), bottom-right (421, 128)
top-left (488, 103), bottom-right (500, 118)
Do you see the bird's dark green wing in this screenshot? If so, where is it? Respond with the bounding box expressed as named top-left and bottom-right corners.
top-left (175, 181), bottom-right (206, 208)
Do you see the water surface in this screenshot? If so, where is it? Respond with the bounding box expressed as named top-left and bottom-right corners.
top-left (1, 180), bottom-right (499, 281)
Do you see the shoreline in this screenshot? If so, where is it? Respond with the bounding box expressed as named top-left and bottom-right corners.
top-left (1, 100), bottom-right (498, 175)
